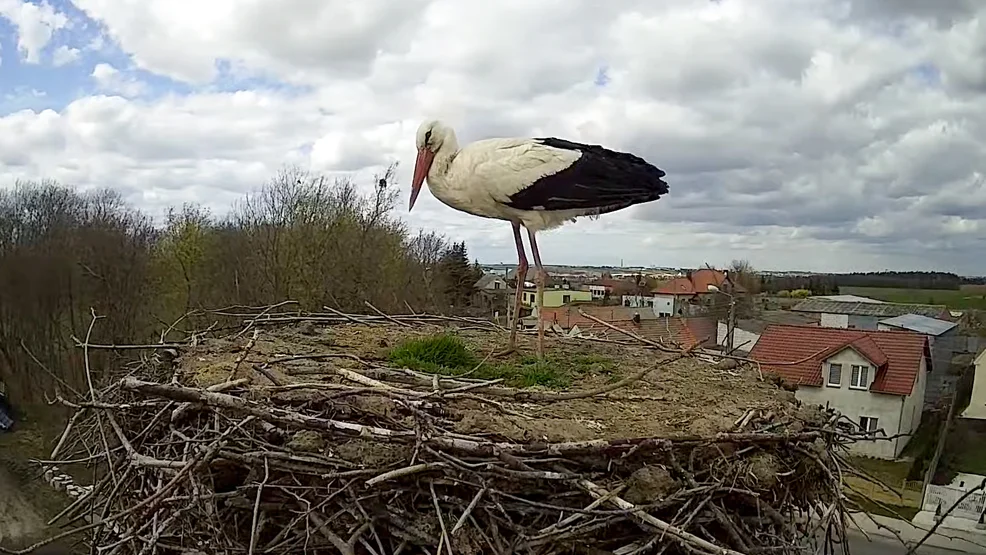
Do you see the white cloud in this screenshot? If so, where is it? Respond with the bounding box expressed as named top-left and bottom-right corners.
top-left (90, 63), bottom-right (146, 97)
top-left (51, 44), bottom-right (80, 66)
top-left (1, 0), bottom-right (985, 274)
top-left (0, 0), bottom-right (70, 63)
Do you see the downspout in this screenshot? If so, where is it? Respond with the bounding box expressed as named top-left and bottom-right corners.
top-left (896, 395), bottom-right (905, 457)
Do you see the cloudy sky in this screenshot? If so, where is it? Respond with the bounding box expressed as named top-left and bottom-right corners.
top-left (1, 0), bottom-right (985, 275)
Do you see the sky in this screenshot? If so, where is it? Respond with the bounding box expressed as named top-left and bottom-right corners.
top-left (1, 0), bottom-right (985, 275)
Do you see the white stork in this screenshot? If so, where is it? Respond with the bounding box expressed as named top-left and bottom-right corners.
top-left (409, 119), bottom-right (669, 358)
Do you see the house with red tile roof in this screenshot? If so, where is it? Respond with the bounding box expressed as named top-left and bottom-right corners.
top-left (586, 278), bottom-right (639, 301)
top-left (649, 269), bottom-right (744, 317)
top-left (539, 305), bottom-right (716, 350)
top-left (749, 324), bottom-right (930, 459)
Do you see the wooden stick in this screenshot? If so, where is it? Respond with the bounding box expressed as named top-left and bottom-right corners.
top-left (121, 377), bottom-right (415, 439)
top-left (577, 479), bottom-right (745, 555)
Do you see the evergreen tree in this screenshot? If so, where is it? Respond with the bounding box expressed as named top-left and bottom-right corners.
top-left (438, 241), bottom-right (482, 308)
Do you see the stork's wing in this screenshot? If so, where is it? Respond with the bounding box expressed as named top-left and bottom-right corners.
top-left (455, 138), bottom-right (581, 201)
top-left (461, 137), bottom-right (668, 213)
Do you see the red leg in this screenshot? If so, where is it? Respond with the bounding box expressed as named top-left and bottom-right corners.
top-left (528, 229), bottom-right (545, 359)
top-left (498, 222), bottom-right (528, 357)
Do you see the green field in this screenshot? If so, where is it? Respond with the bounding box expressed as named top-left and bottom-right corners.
top-left (839, 286), bottom-right (986, 310)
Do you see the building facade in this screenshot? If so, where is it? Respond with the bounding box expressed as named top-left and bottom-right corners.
top-left (750, 325), bottom-right (930, 459)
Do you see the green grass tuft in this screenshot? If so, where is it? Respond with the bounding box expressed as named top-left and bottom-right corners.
top-left (387, 333), bottom-right (478, 374)
top-left (386, 334), bottom-right (622, 390)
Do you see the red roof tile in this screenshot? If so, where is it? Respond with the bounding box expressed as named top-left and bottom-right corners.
top-left (622, 317), bottom-right (717, 350)
top-left (587, 278), bottom-right (638, 295)
top-left (748, 325), bottom-right (928, 396)
top-left (652, 269), bottom-right (744, 296)
top-left (539, 305), bottom-right (640, 329)
top-left (540, 307), bottom-right (715, 350)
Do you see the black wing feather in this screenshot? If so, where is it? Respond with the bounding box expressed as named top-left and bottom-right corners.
top-left (504, 137), bottom-right (669, 214)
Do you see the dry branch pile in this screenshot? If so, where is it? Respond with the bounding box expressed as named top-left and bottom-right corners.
top-left (21, 311), bottom-right (867, 555)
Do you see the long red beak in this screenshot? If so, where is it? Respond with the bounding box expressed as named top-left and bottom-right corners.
top-left (410, 148), bottom-right (435, 211)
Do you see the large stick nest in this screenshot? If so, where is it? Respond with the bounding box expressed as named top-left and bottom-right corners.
top-left (15, 310), bottom-right (875, 555)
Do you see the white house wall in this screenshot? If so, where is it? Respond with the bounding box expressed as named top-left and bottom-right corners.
top-left (716, 322), bottom-right (760, 352)
top-left (794, 347), bottom-right (916, 459)
top-left (820, 313), bottom-right (849, 328)
top-left (653, 295), bottom-right (674, 317)
top-left (900, 356), bottom-right (927, 452)
top-left (961, 349), bottom-right (986, 420)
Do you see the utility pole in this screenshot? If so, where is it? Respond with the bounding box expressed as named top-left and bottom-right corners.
top-left (726, 295), bottom-right (736, 352)
top-left (707, 282), bottom-right (736, 351)
top-left (725, 271), bottom-right (736, 352)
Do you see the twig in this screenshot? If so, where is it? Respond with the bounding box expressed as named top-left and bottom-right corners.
top-left (248, 457), bottom-right (270, 555)
top-left (451, 487), bottom-right (486, 536)
top-left (430, 482), bottom-right (454, 555)
top-left (227, 328), bottom-right (260, 381)
top-left (577, 479), bottom-right (745, 555)
top-left (365, 300), bottom-right (409, 327)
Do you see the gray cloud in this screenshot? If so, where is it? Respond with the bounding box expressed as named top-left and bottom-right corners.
top-left (2, 0), bottom-right (986, 274)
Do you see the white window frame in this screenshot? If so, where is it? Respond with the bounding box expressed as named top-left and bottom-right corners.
top-left (859, 416), bottom-right (879, 434)
top-left (849, 364), bottom-right (869, 390)
top-left (827, 363), bottom-right (842, 387)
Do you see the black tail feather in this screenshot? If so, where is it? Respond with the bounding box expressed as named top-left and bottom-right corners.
top-left (505, 137), bottom-right (668, 212)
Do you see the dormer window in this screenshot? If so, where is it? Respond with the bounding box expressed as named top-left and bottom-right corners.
top-left (850, 365), bottom-right (870, 390)
top-left (827, 364), bottom-right (842, 387)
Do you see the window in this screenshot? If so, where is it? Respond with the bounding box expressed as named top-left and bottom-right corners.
top-left (827, 364), bottom-right (842, 387)
top-left (859, 416), bottom-right (879, 433)
top-left (849, 365), bottom-right (869, 389)
top-left (494, 281), bottom-right (501, 289)
top-left (562, 294), bottom-right (571, 303)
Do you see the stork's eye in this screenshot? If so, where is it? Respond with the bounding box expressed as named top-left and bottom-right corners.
top-left (424, 129), bottom-right (432, 145)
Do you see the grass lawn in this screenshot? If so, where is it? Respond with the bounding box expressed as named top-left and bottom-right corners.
top-left (844, 457), bottom-right (923, 519)
top-left (849, 494), bottom-right (921, 521)
top-left (849, 456), bottom-right (914, 485)
top-left (839, 286), bottom-right (986, 310)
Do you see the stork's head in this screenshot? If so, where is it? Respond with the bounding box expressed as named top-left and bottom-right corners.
top-left (410, 119), bottom-right (448, 211)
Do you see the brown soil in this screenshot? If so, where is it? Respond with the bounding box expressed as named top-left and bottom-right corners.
top-left (175, 322), bottom-right (800, 443)
top-left (0, 466), bottom-right (47, 547)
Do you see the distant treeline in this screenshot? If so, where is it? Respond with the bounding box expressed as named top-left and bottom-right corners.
top-left (0, 165), bottom-right (480, 407)
top-left (761, 271), bottom-right (977, 295)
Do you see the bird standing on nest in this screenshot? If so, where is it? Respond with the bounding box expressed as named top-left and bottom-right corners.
top-left (409, 120), bottom-right (669, 359)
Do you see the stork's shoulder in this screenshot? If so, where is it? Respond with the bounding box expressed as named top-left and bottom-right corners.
top-left (456, 137), bottom-right (581, 170)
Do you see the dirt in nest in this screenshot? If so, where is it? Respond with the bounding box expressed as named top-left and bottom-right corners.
top-left (334, 439), bottom-right (411, 466)
top-left (744, 452), bottom-right (782, 488)
top-left (174, 322), bottom-right (803, 443)
top-left (623, 465), bottom-right (679, 505)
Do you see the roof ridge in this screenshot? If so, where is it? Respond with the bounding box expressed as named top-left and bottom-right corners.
top-left (761, 323), bottom-right (927, 336)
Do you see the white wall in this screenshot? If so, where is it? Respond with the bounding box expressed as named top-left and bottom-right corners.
top-left (795, 347), bottom-right (918, 459)
top-left (961, 349), bottom-right (986, 420)
top-left (716, 322), bottom-right (760, 351)
top-left (900, 355), bottom-right (927, 450)
top-left (820, 313), bottom-right (850, 328)
top-left (653, 295), bottom-right (674, 317)
top-left (622, 295), bottom-right (653, 309)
